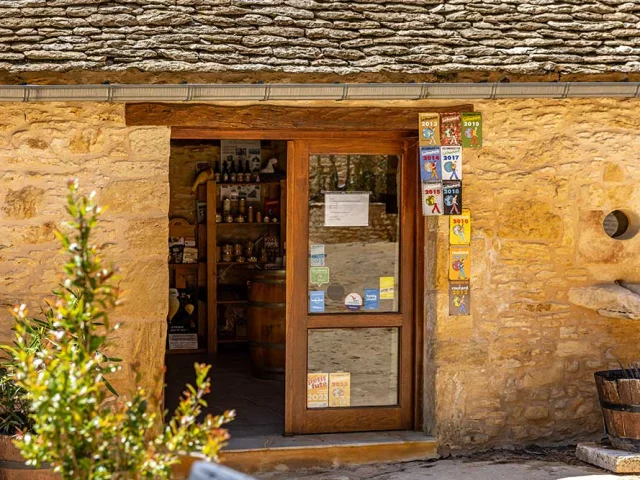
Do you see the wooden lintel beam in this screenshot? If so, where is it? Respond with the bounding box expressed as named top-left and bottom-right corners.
top-left (125, 103), bottom-right (474, 130)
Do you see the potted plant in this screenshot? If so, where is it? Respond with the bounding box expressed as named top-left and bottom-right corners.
top-left (3, 180), bottom-right (236, 479)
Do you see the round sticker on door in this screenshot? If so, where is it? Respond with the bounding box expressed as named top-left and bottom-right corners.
top-left (345, 293), bottom-right (363, 311)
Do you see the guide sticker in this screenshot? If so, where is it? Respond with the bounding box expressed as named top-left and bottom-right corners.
top-left (443, 180), bottom-right (462, 216)
top-left (461, 112), bottom-right (482, 148)
top-left (449, 208), bottom-right (471, 245)
top-left (380, 277), bottom-right (395, 300)
top-left (449, 281), bottom-right (471, 316)
top-left (364, 289), bottom-right (380, 310)
top-left (420, 146), bottom-right (442, 182)
top-left (307, 373), bottom-right (329, 408)
top-left (449, 245), bottom-right (471, 281)
top-left (310, 244), bottom-right (325, 267)
top-left (419, 113), bottom-right (441, 146)
top-left (309, 291), bottom-right (325, 313)
top-left (441, 146), bottom-right (463, 181)
top-left (421, 182), bottom-right (444, 216)
top-left (329, 372), bottom-right (351, 407)
top-left (440, 112), bottom-right (462, 146)
top-left (310, 267), bottom-right (330, 287)
top-left (345, 293), bottom-right (363, 311)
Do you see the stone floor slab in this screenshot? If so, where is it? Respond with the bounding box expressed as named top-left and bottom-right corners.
top-left (576, 442), bottom-right (640, 473)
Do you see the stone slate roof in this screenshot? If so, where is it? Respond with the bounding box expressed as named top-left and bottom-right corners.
top-left (1, 0), bottom-right (640, 77)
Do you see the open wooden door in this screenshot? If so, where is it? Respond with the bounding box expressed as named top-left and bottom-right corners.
top-left (286, 137), bottom-right (417, 434)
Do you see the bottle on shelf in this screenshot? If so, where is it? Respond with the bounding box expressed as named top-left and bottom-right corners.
top-left (222, 160), bottom-right (229, 183)
top-left (248, 205), bottom-right (254, 223)
top-left (229, 160), bottom-right (237, 183)
top-left (244, 160), bottom-right (252, 182)
top-left (214, 161), bottom-right (221, 183)
top-left (239, 198), bottom-right (246, 217)
top-left (223, 197), bottom-right (231, 216)
top-left (252, 165), bottom-right (260, 183)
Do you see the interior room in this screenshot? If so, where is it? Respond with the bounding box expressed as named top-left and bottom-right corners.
top-left (165, 139), bottom-right (288, 440)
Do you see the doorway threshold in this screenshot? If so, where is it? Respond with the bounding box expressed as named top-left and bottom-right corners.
top-left (219, 431), bottom-right (438, 474)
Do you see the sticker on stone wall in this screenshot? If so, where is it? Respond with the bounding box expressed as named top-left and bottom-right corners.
top-left (461, 112), bottom-right (482, 148)
top-left (380, 277), bottom-right (395, 300)
top-left (441, 146), bottom-right (463, 181)
top-left (364, 289), bottom-right (380, 310)
top-left (309, 291), bottom-right (325, 313)
top-left (421, 182), bottom-right (443, 216)
top-left (310, 244), bottom-right (325, 267)
top-left (449, 208), bottom-right (471, 245)
top-left (419, 113), bottom-right (441, 146)
top-left (443, 180), bottom-right (462, 216)
top-left (307, 373), bottom-right (329, 408)
top-left (345, 293), bottom-right (363, 311)
top-left (449, 281), bottom-right (471, 316)
top-left (420, 146), bottom-right (442, 182)
top-left (329, 372), bottom-right (351, 407)
top-left (449, 245), bottom-right (471, 281)
top-left (310, 266), bottom-right (330, 287)
top-left (440, 112), bottom-right (461, 146)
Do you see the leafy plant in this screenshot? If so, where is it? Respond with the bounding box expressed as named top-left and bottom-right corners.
top-left (7, 180), bottom-right (234, 479)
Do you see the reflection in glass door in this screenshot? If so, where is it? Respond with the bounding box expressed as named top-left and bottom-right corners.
top-left (286, 138), bottom-right (416, 434)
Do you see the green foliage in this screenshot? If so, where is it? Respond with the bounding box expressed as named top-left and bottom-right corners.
top-left (7, 180), bottom-right (234, 479)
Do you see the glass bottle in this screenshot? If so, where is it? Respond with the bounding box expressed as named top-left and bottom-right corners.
top-left (214, 161), bottom-right (221, 183)
top-left (229, 160), bottom-right (237, 183)
top-left (222, 160), bottom-right (229, 183)
top-left (244, 160), bottom-right (252, 182)
top-left (239, 198), bottom-right (246, 217)
top-left (248, 205), bottom-right (254, 223)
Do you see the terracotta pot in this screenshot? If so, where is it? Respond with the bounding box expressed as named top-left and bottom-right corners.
top-left (0, 434), bottom-right (57, 479)
top-left (595, 370), bottom-right (640, 452)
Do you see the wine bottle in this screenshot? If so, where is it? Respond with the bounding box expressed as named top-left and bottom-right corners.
top-left (214, 160), bottom-right (221, 183)
top-left (222, 160), bottom-right (229, 183)
top-left (229, 160), bottom-right (237, 183)
top-left (244, 160), bottom-right (252, 182)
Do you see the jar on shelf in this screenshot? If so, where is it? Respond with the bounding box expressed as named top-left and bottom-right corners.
top-left (239, 198), bottom-right (246, 216)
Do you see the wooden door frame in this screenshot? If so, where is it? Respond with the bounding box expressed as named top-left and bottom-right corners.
top-left (285, 137), bottom-right (417, 434)
top-left (168, 123), bottom-right (428, 433)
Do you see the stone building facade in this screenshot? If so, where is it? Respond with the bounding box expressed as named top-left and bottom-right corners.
top-left (0, 0), bottom-right (639, 454)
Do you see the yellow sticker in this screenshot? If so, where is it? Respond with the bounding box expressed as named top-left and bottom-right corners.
top-left (449, 208), bottom-right (471, 245)
top-left (449, 245), bottom-right (471, 281)
top-left (329, 372), bottom-right (351, 407)
top-left (380, 277), bottom-right (395, 300)
top-left (307, 373), bottom-right (328, 408)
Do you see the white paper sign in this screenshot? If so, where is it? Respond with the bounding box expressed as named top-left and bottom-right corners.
top-left (324, 192), bottom-right (369, 227)
top-left (168, 333), bottom-right (198, 350)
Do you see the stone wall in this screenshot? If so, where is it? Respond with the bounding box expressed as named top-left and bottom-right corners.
top-left (0, 102), bottom-right (170, 397)
top-left (426, 97), bottom-right (640, 451)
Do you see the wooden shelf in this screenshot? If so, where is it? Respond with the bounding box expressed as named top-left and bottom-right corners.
top-left (216, 222), bottom-right (280, 226)
top-left (218, 338), bottom-right (249, 344)
top-left (216, 181), bottom-right (280, 186)
top-left (169, 263), bottom-right (199, 268)
top-left (217, 261), bottom-right (267, 266)
top-left (217, 300), bottom-right (249, 304)
top-left (165, 348), bottom-right (208, 355)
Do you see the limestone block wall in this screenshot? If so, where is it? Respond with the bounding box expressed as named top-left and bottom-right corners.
top-left (0, 102), bottom-right (170, 397)
top-left (427, 98), bottom-right (640, 451)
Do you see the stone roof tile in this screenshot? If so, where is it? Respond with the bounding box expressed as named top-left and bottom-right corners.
top-left (1, 0), bottom-right (640, 76)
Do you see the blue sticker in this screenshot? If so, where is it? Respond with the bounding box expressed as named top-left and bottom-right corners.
top-left (364, 289), bottom-right (380, 310)
top-left (309, 291), bottom-right (325, 313)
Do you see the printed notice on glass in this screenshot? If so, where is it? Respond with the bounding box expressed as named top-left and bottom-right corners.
top-left (324, 192), bottom-right (369, 227)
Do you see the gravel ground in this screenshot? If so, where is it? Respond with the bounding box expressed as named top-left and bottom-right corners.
top-left (258, 447), bottom-right (635, 480)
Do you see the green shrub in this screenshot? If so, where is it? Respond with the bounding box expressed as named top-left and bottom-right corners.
top-left (7, 180), bottom-right (234, 479)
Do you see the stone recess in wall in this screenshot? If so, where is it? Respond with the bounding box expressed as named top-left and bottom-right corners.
top-left (1, 1), bottom-right (640, 76)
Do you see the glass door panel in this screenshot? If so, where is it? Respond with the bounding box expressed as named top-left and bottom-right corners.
top-left (286, 138), bottom-right (416, 434)
top-left (307, 154), bottom-right (401, 314)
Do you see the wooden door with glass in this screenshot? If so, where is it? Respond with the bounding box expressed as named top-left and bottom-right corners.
top-left (286, 138), bottom-right (416, 434)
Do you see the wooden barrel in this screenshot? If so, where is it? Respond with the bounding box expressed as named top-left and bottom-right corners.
top-left (595, 370), bottom-right (640, 452)
top-left (248, 270), bottom-right (286, 380)
top-left (0, 435), bottom-right (57, 479)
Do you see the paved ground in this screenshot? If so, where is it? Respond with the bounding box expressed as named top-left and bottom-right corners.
top-left (258, 448), bottom-right (637, 480)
